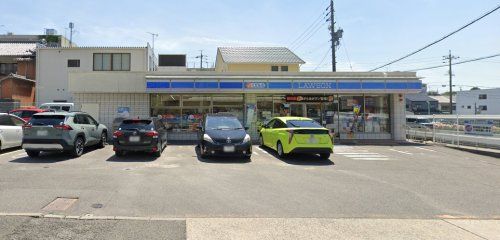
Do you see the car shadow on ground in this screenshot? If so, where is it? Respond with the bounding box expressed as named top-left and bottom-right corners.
top-left (106, 151), bottom-right (159, 162)
top-left (9, 146), bottom-right (102, 164)
top-left (194, 145), bottom-right (251, 164)
top-left (257, 146), bottom-right (334, 166)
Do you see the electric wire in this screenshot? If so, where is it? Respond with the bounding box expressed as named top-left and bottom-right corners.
top-left (368, 4), bottom-right (500, 72)
top-left (404, 53), bottom-right (500, 71)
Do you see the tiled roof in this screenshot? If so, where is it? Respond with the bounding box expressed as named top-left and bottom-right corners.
top-left (218, 47), bottom-right (305, 64)
top-left (0, 73), bottom-right (35, 83)
top-left (0, 43), bottom-right (37, 56)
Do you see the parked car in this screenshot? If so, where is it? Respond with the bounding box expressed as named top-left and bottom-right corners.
top-left (198, 114), bottom-right (251, 159)
top-left (22, 112), bottom-right (108, 157)
top-left (39, 103), bottom-right (75, 112)
top-left (259, 117), bottom-right (333, 159)
top-left (112, 118), bottom-right (167, 157)
top-left (0, 113), bottom-right (26, 150)
top-left (9, 107), bottom-right (50, 122)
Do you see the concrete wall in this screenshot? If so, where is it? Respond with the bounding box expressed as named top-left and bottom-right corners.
top-left (36, 47), bottom-right (149, 105)
top-left (73, 93), bottom-right (150, 133)
top-left (391, 93), bottom-right (406, 141)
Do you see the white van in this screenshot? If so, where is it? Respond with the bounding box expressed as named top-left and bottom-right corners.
top-left (40, 103), bottom-right (75, 112)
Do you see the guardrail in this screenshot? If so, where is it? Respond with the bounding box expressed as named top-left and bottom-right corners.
top-left (406, 114), bottom-right (500, 150)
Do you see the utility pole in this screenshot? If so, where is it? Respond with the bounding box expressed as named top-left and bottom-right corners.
top-left (443, 50), bottom-right (459, 114)
top-left (68, 22), bottom-right (74, 47)
top-left (147, 32), bottom-right (159, 70)
top-left (196, 50), bottom-right (206, 70)
top-left (328, 0), bottom-right (343, 72)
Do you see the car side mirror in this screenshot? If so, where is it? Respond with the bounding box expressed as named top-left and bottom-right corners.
top-left (244, 126), bottom-right (249, 130)
top-left (197, 126), bottom-right (203, 130)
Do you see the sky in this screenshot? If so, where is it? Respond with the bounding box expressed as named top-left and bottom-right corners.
top-left (1, 0), bottom-right (499, 92)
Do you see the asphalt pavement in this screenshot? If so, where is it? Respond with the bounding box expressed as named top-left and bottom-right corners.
top-left (0, 143), bottom-right (499, 239)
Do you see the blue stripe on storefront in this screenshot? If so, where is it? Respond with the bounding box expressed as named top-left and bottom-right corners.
top-left (146, 81), bottom-right (170, 88)
top-left (407, 82), bottom-right (422, 89)
top-left (171, 82), bottom-right (195, 88)
top-left (386, 82), bottom-right (408, 89)
top-left (146, 81), bottom-right (421, 91)
top-left (195, 82), bottom-right (219, 88)
top-left (268, 82), bottom-right (292, 89)
top-left (362, 82), bottom-right (385, 89)
top-left (338, 82), bottom-right (362, 89)
top-left (219, 82), bottom-right (243, 89)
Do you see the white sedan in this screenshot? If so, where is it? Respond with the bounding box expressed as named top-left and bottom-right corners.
top-left (0, 113), bottom-right (25, 150)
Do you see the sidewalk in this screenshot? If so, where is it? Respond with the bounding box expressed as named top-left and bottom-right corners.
top-left (1, 215), bottom-right (499, 239)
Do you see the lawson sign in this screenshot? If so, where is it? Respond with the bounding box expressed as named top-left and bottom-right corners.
top-left (146, 80), bottom-right (422, 92)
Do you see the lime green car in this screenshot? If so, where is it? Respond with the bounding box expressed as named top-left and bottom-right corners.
top-left (259, 117), bottom-right (334, 159)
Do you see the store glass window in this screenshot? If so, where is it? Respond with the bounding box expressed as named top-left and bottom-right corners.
top-left (364, 95), bottom-right (390, 133)
top-left (212, 95), bottom-right (244, 121)
top-left (339, 95), bottom-right (364, 134)
top-left (257, 95), bottom-right (274, 125)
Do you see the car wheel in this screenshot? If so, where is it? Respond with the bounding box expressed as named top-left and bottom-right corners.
top-left (26, 150), bottom-right (40, 158)
top-left (98, 132), bottom-right (107, 148)
top-left (277, 141), bottom-right (285, 158)
top-left (115, 150), bottom-right (124, 157)
top-left (199, 144), bottom-right (207, 158)
top-left (153, 141), bottom-right (162, 158)
top-left (71, 136), bottom-right (85, 157)
top-left (319, 153), bottom-right (330, 160)
top-left (259, 134), bottom-right (264, 147)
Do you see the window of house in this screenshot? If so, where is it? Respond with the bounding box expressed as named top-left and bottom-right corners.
top-left (0, 63), bottom-right (17, 75)
top-left (479, 105), bottom-right (487, 111)
top-left (271, 66), bottom-right (279, 71)
top-left (281, 66), bottom-right (289, 72)
top-left (93, 53), bottom-right (130, 71)
top-left (67, 59), bottom-right (80, 67)
top-left (479, 94), bottom-right (487, 100)
top-left (467, 106), bottom-right (471, 109)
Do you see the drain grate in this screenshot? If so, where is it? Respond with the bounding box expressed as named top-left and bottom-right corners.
top-left (42, 197), bottom-right (78, 211)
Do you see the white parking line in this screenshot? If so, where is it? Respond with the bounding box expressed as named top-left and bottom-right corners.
top-left (252, 151), bottom-right (259, 156)
top-left (350, 157), bottom-right (390, 161)
top-left (0, 149), bottom-right (24, 156)
top-left (256, 147), bottom-right (274, 157)
top-left (389, 149), bottom-right (413, 155)
top-left (414, 147), bottom-right (436, 152)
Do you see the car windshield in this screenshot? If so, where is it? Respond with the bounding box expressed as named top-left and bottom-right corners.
top-left (206, 117), bottom-right (243, 130)
top-left (119, 120), bottom-right (153, 130)
top-left (29, 115), bottom-right (66, 126)
top-left (286, 120), bottom-right (323, 128)
top-left (12, 111), bottom-right (36, 118)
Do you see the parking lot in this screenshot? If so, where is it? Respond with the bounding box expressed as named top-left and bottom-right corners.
top-left (0, 143), bottom-right (499, 220)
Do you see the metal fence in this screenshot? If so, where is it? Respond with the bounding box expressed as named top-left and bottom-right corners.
top-left (406, 114), bottom-right (500, 150)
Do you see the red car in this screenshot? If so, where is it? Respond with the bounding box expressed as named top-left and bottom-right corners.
top-left (9, 107), bottom-right (49, 122)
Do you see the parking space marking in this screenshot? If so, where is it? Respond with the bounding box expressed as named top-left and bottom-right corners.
top-left (389, 149), bottom-right (413, 155)
top-left (335, 150), bottom-right (391, 161)
top-left (414, 146), bottom-right (436, 152)
top-left (0, 149), bottom-right (24, 156)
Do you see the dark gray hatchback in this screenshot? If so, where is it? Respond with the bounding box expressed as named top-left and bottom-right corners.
top-left (112, 118), bottom-right (167, 157)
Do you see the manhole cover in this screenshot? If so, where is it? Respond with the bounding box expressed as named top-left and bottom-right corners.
top-left (91, 203), bottom-right (103, 209)
top-left (42, 197), bottom-right (78, 211)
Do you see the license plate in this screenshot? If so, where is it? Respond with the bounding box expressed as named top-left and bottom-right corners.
top-left (129, 136), bottom-right (140, 142)
top-left (308, 135), bottom-right (318, 144)
top-left (37, 130), bottom-right (48, 136)
top-left (223, 145), bottom-right (235, 152)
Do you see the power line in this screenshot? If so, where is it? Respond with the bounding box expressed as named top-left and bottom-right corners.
top-left (368, 4), bottom-right (500, 72)
top-left (404, 53), bottom-right (500, 71)
top-left (289, 6), bottom-right (329, 49)
top-left (291, 19), bottom-right (328, 50)
top-left (314, 48), bottom-right (332, 71)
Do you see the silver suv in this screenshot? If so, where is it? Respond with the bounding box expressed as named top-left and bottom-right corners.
top-left (22, 112), bottom-right (108, 157)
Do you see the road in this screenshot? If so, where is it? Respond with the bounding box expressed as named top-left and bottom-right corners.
top-left (0, 144), bottom-right (499, 239)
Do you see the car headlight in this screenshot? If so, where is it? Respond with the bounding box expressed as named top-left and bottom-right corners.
top-left (242, 134), bottom-right (251, 143)
top-left (203, 134), bottom-right (214, 143)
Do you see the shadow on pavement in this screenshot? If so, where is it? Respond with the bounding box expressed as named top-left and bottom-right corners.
top-left (257, 146), bottom-right (334, 166)
top-left (195, 145), bottom-right (251, 164)
top-left (106, 151), bottom-right (158, 162)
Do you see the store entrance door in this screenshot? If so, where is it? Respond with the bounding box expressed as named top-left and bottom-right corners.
top-left (289, 104), bottom-right (304, 117)
top-left (289, 103), bottom-right (322, 123)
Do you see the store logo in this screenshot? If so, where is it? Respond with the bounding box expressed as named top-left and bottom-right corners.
top-left (245, 82), bottom-right (267, 89)
top-left (296, 82), bottom-right (334, 89)
top-left (226, 137), bottom-right (232, 143)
